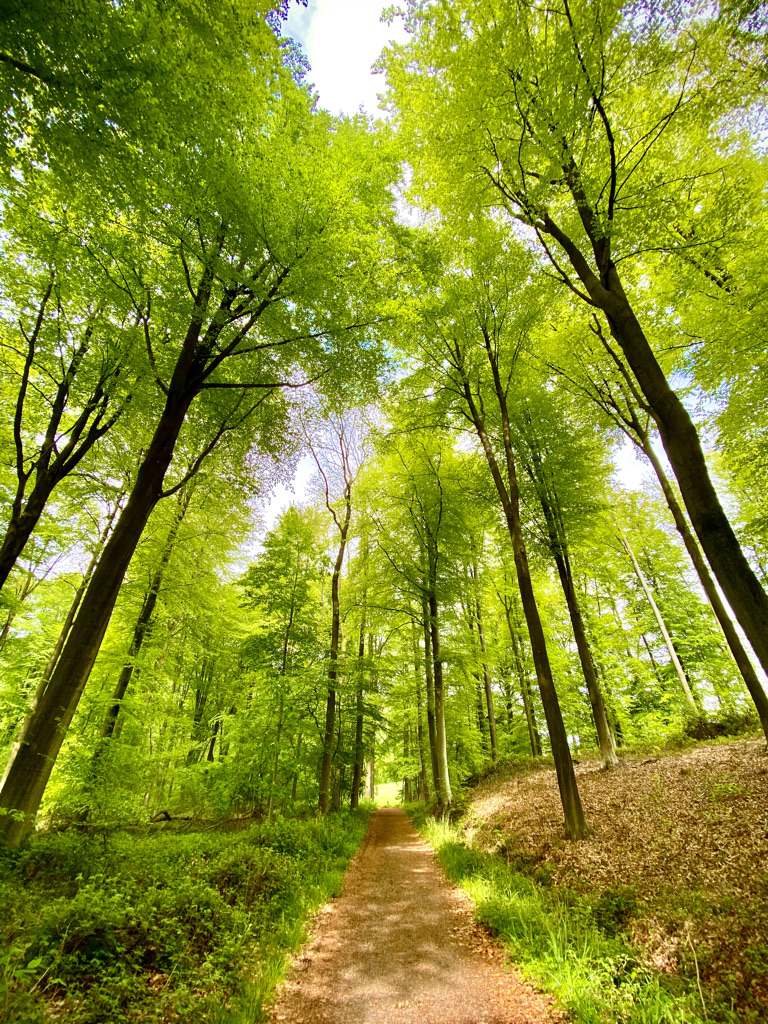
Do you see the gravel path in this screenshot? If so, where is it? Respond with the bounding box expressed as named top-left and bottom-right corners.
top-left (270, 808), bottom-right (557, 1024)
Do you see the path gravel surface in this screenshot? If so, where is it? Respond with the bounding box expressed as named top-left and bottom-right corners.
top-left (270, 808), bottom-right (557, 1024)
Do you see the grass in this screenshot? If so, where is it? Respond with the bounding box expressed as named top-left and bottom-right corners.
top-left (414, 812), bottom-right (725, 1024)
top-left (0, 810), bottom-right (370, 1023)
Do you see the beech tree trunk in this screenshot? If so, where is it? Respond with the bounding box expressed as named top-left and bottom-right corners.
top-left (472, 576), bottom-right (498, 761)
top-left (538, 214), bottom-right (768, 682)
top-left (516, 432), bottom-right (618, 766)
top-left (420, 592), bottom-right (441, 800)
top-left (0, 234), bottom-right (238, 845)
top-left (457, 352), bottom-right (589, 837)
top-left (318, 494), bottom-right (351, 815)
top-left (411, 615), bottom-right (430, 800)
top-left (428, 586), bottom-right (452, 809)
top-left (501, 597), bottom-right (543, 755)
top-left (620, 532), bottom-right (699, 715)
top-left (0, 398), bottom-right (190, 845)
top-left (350, 594), bottom-right (367, 810)
top-left (101, 487), bottom-right (191, 746)
top-left (41, 502), bottom-right (121, 687)
top-left (636, 427), bottom-right (768, 742)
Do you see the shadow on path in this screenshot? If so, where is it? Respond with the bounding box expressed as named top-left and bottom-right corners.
top-left (270, 808), bottom-right (556, 1024)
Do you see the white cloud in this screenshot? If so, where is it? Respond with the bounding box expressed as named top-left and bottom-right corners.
top-left (284, 0), bottom-right (408, 116)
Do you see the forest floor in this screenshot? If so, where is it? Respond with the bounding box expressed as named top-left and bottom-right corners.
top-left (458, 735), bottom-right (768, 1021)
top-left (269, 807), bottom-right (559, 1024)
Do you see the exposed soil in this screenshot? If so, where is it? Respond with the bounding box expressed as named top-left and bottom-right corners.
top-left (269, 808), bottom-right (558, 1024)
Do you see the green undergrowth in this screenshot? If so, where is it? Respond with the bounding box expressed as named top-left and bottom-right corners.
top-left (0, 810), bottom-right (369, 1023)
top-left (413, 812), bottom-right (723, 1024)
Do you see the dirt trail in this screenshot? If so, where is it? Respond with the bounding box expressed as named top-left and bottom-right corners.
top-left (270, 808), bottom-right (556, 1024)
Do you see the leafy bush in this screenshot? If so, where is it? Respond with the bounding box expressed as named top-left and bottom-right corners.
top-left (0, 810), bottom-right (368, 1023)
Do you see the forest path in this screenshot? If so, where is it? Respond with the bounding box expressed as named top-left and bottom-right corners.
top-left (269, 807), bottom-right (557, 1024)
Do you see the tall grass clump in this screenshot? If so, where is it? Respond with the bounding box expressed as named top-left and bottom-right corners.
top-left (420, 818), bottom-right (723, 1024)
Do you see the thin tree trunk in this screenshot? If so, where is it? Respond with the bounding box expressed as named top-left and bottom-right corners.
top-left (503, 599), bottom-right (542, 755)
top-left (42, 502), bottom-right (122, 687)
top-left (411, 614), bottom-right (430, 801)
top-left (101, 488), bottom-right (191, 746)
top-left (318, 496), bottom-right (351, 815)
top-left (472, 572), bottom-right (498, 760)
top-left (459, 362), bottom-right (589, 837)
top-left (350, 592), bottom-right (367, 810)
top-left (420, 591), bottom-right (441, 800)
top-left (516, 431), bottom-right (617, 767)
top-left (206, 720), bottom-right (220, 762)
top-left (553, 551), bottom-right (618, 765)
top-left (428, 586), bottom-right (452, 809)
top-left (291, 733), bottom-right (302, 802)
top-left (620, 531), bottom-right (699, 714)
top-left (267, 692), bottom-right (284, 820)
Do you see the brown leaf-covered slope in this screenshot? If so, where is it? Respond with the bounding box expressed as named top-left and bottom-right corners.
top-left (465, 738), bottom-right (768, 1016)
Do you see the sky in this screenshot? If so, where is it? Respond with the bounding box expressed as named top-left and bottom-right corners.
top-left (283, 0), bottom-right (408, 116)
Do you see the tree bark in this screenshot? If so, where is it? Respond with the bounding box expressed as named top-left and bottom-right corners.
top-left (0, 235), bottom-right (232, 845)
top-left (636, 426), bottom-right (768, 742)
top-left (471, 568), bottom-right (498, 760)
top-left (411, 614), bottom-right (430, 801)
top-left (350, 592), bottom-right (367, 810)
top-left (428, 586), bottom-right (452, 809)
top-left (420, 591), bottom-right (441, 800)
top-left (537, 209), bottom-right (768, 683)
top-left (0, 397), bottom-right (190, 845)
top-left (318, 490), bottom-right (351, 814)
top-left (101, 487), bottom-right (191, 746)
top-left (456, 349), bottom-right (589, 837)
top-left (620, 531), bottom-right (699, 714)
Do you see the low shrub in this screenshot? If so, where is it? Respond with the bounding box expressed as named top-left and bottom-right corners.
top-left (0, 810), bottom-right (369, 1023)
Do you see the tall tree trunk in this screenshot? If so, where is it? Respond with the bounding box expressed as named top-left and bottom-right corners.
top-left (206, 719), bottom-right (220, 763)
top-left (516, 430), bottom-right (617, 767)
top-left (42, 501), bottom-right (122, 687)
top-left (620, 531), bottom-right (699, 715)
top-left (459, 362), bottom-right (589, 837)
top-left (267, 692), bottom-right (284, 820)
top-left (552, 551), bottom-right (618, 766)
top-left (420, 591), bottom-right (441, 800)
top-left (499, 664), bottom-right (515, 728)
top-left (411, 614), bottom-right (430, 801)
top-left (0, 397), bottom-right (190, 845)
top-left (474, 672), bottom-right (489, 752)
top-left (101, 487), bottom-right (191, 746)
top-left (471, 567), bottom-right (498, 760)
top-left (538, 214), bottom-right (768, 681)
top-left (428, 585), bottom-right (452, 809)
top-left (291, 733), bottom-right (302, 802)
top-left (635, 426), bottom-right (768, 742)
top-left (350, 592), bottom-right (367, 810)
top-left (503, 600), bottom-right (542, 755)
top-left (318, 495), bottom-right (351, 815)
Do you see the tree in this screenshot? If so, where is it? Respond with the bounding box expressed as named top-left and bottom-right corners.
top-left (0, 81), bottom-right (398, 845)
top-left (384, 0), bottom-right (768, 687)
top-left (307, 412), bottom-right (363, 814)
